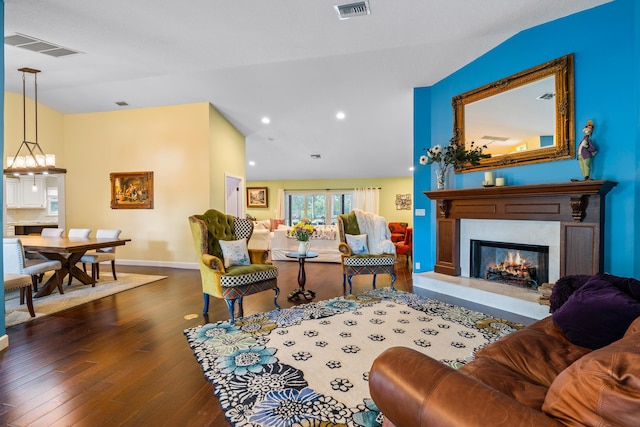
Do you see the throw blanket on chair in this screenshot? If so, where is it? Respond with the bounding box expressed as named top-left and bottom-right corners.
top-left (354, 209), bottom-right (396, 255)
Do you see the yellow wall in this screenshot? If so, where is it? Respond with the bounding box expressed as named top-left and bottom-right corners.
top-left (209, 105), bottom-right (245, 210)
top-left (4, 94), bottom-right (411, 265)
top-left (63, 102), bottom-right (213, 263)
top-left (246, 177), bottom-right (413, 226)
top-left (4, 92), bottom-right (65, 167)
top-left (4, 98), bottom-right (224, 264)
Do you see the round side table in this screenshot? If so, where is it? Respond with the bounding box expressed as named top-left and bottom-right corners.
top-left (285, 251), bottom-right (318, 301)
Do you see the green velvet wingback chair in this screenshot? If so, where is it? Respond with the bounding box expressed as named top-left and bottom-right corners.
top-left (189, 209), bottom-right (279, 323)
top-left (337, 211), bottom-right (396, 294)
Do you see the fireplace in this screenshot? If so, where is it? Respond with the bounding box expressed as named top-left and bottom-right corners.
top-left (424, 180), bottom-right (616, 278)
top-left (470, 240), bottom-right (549, 290)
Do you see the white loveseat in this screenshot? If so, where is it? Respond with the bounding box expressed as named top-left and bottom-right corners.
top-left (271, 226), bottom-right (341, 263)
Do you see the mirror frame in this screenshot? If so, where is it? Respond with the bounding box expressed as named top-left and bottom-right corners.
top-left (452, 54), bottom-right (575, 172)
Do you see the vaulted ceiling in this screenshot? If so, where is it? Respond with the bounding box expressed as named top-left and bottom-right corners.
top-left (3, 0), bottom-right (610, 180)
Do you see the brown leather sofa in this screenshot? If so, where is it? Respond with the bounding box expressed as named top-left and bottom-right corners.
top-left (369, 274), bottom-right (640, 426)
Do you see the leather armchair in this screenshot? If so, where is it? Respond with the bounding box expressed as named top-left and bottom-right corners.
top-left (189, 209), bottom-right (280, 322)
top-left (370, 313), bottom-right (640, 427)
top-left (370, 346), bottom-right (561, 427)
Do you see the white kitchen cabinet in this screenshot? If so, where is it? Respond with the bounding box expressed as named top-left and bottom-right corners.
top-left (5, 178), bottom-right (19, 208)
top-left (4, 176), bottom-right (47, 209)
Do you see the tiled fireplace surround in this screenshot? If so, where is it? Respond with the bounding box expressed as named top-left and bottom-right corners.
top-left (414, 180), bottom-right (616, 320)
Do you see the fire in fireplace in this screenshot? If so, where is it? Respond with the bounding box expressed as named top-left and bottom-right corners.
top-left (470, 240), bottom-right (549, 290)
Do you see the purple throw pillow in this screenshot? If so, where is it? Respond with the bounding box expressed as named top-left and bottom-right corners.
top-left (600, 273), bottom-right (640, 300)
top-left (552, 276), bottom-right (640, 349)
top-left (549, 274), bottom-right (591, 313)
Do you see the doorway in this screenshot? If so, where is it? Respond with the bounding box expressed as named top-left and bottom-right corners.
top-left (225, 174), bottom-right (244, 217)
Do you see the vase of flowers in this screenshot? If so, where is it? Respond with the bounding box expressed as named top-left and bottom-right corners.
top-left (434, 165), bottom-right (451, 190)
top-left (420, 136), bottom-right (491, 190)
top-left (290, 218), bottom-right (315, 255)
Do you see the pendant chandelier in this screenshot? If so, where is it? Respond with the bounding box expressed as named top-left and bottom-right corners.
top-left (4, 67), bottom-right (67, 176)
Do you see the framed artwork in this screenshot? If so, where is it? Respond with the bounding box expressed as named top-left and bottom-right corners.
top-left (396, 194), bottom-right (412, 210)
top-left (247, 187), bottom-right (268, 208)
top-left (110, 171), bottom-right (154, 209)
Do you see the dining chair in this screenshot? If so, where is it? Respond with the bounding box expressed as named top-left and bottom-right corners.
top-left (68, 228), bottom-right (91, 238)
top-left (80, 229), bottom-right (122, 286)
top-left (27, 228), bottom-right (65, 263)
top-left (65, 229), bottom-right (92, 285)
top-left (4, 273), bottom-right (35, 317)
top-left (3, 238), bottom-right (64, 297)
top-left (41, 228), bottom-right (65, 237)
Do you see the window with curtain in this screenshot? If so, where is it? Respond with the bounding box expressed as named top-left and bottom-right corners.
top-left (285, 190), bottom-right (353, 225)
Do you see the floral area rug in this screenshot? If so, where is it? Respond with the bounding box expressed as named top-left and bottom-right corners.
top-left (184, 288), bottom-right (523, 427)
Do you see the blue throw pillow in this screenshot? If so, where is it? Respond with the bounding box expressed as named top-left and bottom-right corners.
top-left (552, 275), bottom-right (640, 350)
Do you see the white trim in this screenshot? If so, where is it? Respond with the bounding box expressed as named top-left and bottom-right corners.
top-left (0, 334), bottom-right (8, 351)
top-left (115, 259), bottom-right (199, 269)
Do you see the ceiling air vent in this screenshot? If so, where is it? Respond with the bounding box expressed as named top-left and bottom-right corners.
top-left (537, 92), bottom-right (555, 100)
top-left (334, 1), bottom-right (370, 20)
top-left (310, 154), bottom-right (322, 159)
top-left (481, 136), bottom-right (509, 142)
top-left (5, 33), bottom-right (81, 57)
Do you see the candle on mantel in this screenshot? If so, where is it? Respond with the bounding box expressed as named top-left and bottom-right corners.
top-left (496, 177), bottom-right (505, 187)
top-left (484, 171), bottom-right (495, 186)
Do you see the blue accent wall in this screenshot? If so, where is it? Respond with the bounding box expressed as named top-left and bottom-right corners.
top-left (413, 0), bottom-right (639, 278)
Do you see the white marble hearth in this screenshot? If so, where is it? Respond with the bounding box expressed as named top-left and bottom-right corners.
top-left (413, 271), bottom-right (551, 320)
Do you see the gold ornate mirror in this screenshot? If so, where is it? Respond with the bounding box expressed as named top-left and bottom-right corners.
top-left (452, 54), bottom-right (575, 172)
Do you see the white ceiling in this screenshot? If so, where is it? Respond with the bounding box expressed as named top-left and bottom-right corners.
top-left (3, 0), bottom-right (610, 181)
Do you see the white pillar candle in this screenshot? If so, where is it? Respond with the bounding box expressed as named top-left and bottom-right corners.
top-left (495, 177), bottom-right (505, 187)
top-left (484, 171), bottom-right (495, 186)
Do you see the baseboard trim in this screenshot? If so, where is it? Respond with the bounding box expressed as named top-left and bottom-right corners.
top-left (0, 334), bottom-right (8, 351)
top-left (115, 260), bottom-right (198, 270)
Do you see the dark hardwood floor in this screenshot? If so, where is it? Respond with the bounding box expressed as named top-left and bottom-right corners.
top-left (0, 260), bottom-right (413, 427)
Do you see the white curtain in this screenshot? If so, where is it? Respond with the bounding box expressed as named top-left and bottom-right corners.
top-left (275, 189), bottom-right (285, 219)
top-left (354, 187), bottom-right (380, 214)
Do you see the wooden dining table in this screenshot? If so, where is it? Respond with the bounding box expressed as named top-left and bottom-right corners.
top-left (20, 235), bottom-right (132, 297)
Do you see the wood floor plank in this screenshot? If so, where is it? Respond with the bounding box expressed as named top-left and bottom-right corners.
top-left (1, 260), bottom-right (413, 426)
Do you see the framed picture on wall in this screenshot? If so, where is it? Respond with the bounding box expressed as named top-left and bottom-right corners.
top-left (247, 187), bottom-right (268, 208)
top-left (396, 193), bottom-right (412, 210)
top-left (110, 171), bottom-right (154, 209)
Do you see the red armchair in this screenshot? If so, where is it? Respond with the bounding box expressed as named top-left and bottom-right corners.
top-left (388, 222), bottom-right (408, 243)
top-left (394, 227), bottom-right (412, 266)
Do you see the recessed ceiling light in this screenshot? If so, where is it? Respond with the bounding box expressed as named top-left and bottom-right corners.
top-left (336, 111), bottom-right (346, 120)
top-left (261, 117), bottom-right (271, 124)
top-left (249, 161), bottom-right (256, 166)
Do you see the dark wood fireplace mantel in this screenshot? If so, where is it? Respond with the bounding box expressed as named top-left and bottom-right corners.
top-left (424, 180), bottom-right (616, 278)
